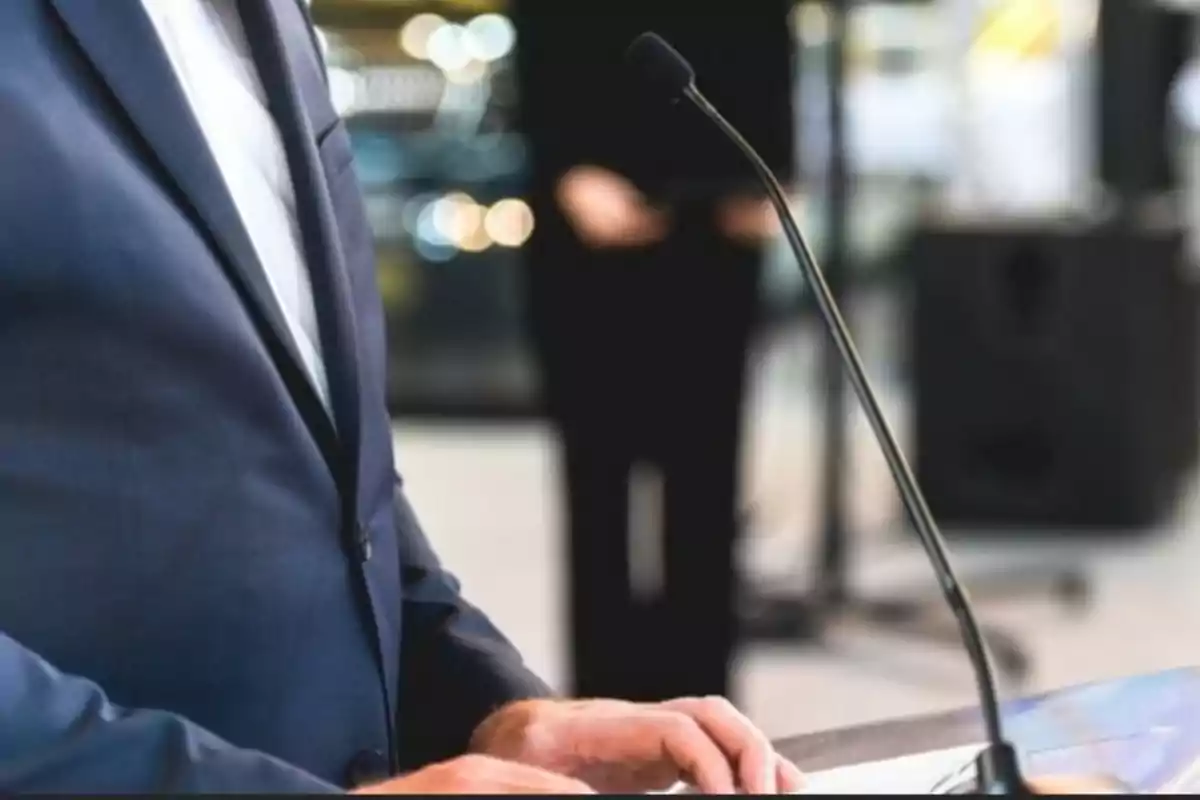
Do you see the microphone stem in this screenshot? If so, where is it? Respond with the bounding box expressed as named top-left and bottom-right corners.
top-left (683, 86), bottom-right (1008, 754)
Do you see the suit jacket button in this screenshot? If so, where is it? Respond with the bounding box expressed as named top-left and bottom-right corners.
top-left (355, 524), bottom-right (372, 563)
top-left (345, 748), bottom-right (390, 788)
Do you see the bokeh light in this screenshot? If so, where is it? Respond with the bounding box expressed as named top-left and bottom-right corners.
top-left (398, 13), bottom-right (447, 61)
top-left (464, 14), bottom-right (517, 63)
top-left (484, 199), bottom-right (535, 248)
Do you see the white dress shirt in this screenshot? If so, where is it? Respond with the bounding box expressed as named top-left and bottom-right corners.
top-left (141, 0), bottom-right (331, 409)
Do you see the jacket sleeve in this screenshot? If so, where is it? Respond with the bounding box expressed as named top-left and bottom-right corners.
top-left (391, 477), bottom-right (553, 771)
top-left (0, 631), bottom-right (341, 794)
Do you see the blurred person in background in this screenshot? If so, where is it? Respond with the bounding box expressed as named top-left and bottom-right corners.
top-left (0, 0), bottom-right (805, 794)
top-left (514, 5), bottom-right (796, 702)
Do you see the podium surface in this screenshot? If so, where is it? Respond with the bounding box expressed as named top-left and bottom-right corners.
top-left (773, 668), bottom-right (1200, 793)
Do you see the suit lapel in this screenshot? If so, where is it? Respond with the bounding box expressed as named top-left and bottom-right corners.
top-left (243, 3), bottom-right (392, 755)
top-left (46, 0), bottom-right (343, 475)
top-left (240, 0), bottom-right (364, 499)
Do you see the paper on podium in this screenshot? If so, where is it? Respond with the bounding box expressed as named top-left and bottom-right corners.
top-left (790, 747), bottom-right (1138, 794)
top-left (799, 743), bottom-right (985, 794)
top-left (655, 742), bottom-right (985, 795)
top-left (659, 668), bottom-right (1200, 794)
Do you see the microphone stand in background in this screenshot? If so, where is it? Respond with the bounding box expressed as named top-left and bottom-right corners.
top-left (737, 0), bottom-right (1088, 684)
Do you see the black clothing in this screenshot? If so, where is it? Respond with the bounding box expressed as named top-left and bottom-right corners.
top-left (513, 4), bottom-right (796, 700)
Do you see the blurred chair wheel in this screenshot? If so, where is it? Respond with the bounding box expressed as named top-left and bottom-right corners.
top-left (984, 629), bottom-right (1032, 685)
top-left (996, 648), bottom-right (1031, 684)
top-left (1056, 572), bottom-right (1091, 613)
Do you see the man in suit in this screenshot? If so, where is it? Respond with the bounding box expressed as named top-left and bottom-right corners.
top-left (0, 0), bottom-right (803, 793)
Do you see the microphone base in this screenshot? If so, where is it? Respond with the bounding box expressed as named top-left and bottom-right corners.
top-left (975, 742), bottom-right (1031, 796)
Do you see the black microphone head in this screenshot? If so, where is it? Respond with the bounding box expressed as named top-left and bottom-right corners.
top-left (625, 32), bottom-right (696, 103)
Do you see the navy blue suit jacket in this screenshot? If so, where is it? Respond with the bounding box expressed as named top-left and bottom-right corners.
top-left (0, 0), bottom-right (549, 792)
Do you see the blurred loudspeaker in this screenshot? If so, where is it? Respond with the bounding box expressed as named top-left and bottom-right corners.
top-left (910, 220), bottom-right (1195, 532)
top-left (1096, 0), bottom-right (1191, 201)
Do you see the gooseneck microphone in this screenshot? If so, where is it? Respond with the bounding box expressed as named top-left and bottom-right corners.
top-left (625, 32), bottom-right (1028, 795)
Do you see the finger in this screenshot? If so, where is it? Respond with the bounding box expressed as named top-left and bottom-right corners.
top-left (528, 768), bottom-right (596, 795)
top-left (494, 779), bottom-right (594, 795)
top-left (485, 758), bottom-right (597, 795)
top-left (597, 211), bottom-right (644, 243)
top-left (506, 772), bottom-right (595, 795)
top-left (514, 775), bottom-right (596, 795)
top-left (650, 710), bottom-right (737, 794)
top-left (641, 212), bottom-right (669, 238)
top-left (1026, 774), bottom-right (1124, 795)
top-left (662, 697), bottom-right (775, 794)
top-left (580, 223), bottom-right (624, 248)
top-left (775, 755), bottom-right (806, 794)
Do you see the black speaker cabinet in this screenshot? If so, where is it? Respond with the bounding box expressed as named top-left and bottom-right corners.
top-left (1096, 0), bottom-right (1191, 200)
top-left (910, 219), bottom-right (1195, 532)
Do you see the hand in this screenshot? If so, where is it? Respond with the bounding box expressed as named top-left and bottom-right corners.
top-left (556, 165), bottom-right (668, 248)
top-left (716, 196), bottom-right (780, 244)
top-left (349, 754), bottom-right (595, 795)
top-left (1027, 774), bottom-right (1127, 794)
top-left (469, 696), bottom-right (805, 794)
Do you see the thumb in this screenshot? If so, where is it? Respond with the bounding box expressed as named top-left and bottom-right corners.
top-left (499, 762), bottom-right (597, 795)
top-left (1026, 774), bottom-right (1126, 794)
